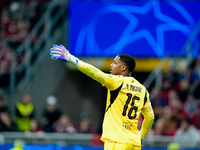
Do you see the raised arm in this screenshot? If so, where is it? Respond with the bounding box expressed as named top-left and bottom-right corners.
top-left (50, 44), bottom-right (115, 88)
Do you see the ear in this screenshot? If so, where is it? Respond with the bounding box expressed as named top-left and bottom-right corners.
top-left (122, 65), bottom-right (127, 71)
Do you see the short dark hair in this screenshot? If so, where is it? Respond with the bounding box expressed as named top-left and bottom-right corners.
top-left (118, 54), bottom-right (136, 73)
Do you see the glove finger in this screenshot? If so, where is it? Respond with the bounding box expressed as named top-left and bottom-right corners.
top-left (51, 55), bottom-right (61, 60)
top-left (50, 47), bottom-right (61, 51)
top-left (60, 45), bottom-right (69, 53)
top-left (53, 45), bottom-right (64, 51)
top-left (60, 44), bottom-right (66, 49)
top-left (53, 44), bottom-right (60, 48)
top-left (53, 46), bottom-right (63, 51)
top-left (50, 51), bottom-right (62, 55)
top-left (60, 44), bottom-right (67, 48)
top-left (50, 48), bottom-right (63, 54)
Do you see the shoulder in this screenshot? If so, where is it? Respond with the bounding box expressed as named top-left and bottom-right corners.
top-left (107, 74), bottom-right (124, 81)
top-left (131, 77), bottom-right (147, 90)
top-left (104, 74), bottom-right (125, 90)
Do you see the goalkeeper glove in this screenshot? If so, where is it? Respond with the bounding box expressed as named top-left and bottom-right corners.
top-left (50, 44), bottom-right (82, 67)
top-left (140, 131), bottom-right (146, 145)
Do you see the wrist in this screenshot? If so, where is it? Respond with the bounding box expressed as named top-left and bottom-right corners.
top-left (140, 131), bottom-right (146, 141)
top-left (69, 55), bottom-right (82, 68)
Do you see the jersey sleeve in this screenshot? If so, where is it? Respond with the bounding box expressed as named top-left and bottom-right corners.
top-left (78, 62), bottom-right (121, 90)
top-left (140, 91), bottom-right (155, 135)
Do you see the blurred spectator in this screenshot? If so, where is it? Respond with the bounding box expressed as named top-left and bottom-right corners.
top-left (173, 108), bottom-right (188, 129)
top-left (23, 0), bottom-right (44, 30)
top-left (168, 90), bottom-right (182, 112)
top-left (28, 5), bottom-right (40, 30)
top-left (190, 103), bottom-right (200, 130)
top-left (154, 106), bottom-right (177, 136)
top-left (10, 139), bottom-right (25, 150)
top-left (178, 79), bottom-right (190, 103)
top-left (167, 143), bottom-right (180, 150)
top-left (0, 45), bottom-right (13, 74)
top-left (30, 120), bottom-right (43, 132)
top-left (173, 118), bottom-right (200, 148)
top-left (184, 94), bottom-right (198, 118)
top-left (15, 93), bottom-right (35, 132)
top-left (78, 113), bottom-right (97, 133)
top-left (151, 87), bottom-right (166, 108)
top-left (0, 95), bottom-right (10, 114)
top-left (6, 19), bottom-right (21, 49)
top-left (55, 114), bottom-right (77, 133)
top-left (0, 26), bottom-right (7, 45)
top-left (162, 66), bottom-right (180, 90)
top-left (0, 9), bottom-right (11, 29)
top-left (17, 12), bottom-right (30, 31)
top-left (0, 112), bottom-right (18, 131)
top-left (41, 95), bottom-right (62, 132)
top-left (9, 1), bottom-right (21, 18)
top-left (160, 66), bottom-right (180, 105)
top-left (161, 79), bottom-right (171, 105)
top-left (181, 60), bottom-right (200, 93)
top-left (11, 12), bottom-right (30, 49)
top-left (25, 120), bottom-right (43, 145)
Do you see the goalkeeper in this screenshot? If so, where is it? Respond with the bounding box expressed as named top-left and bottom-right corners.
top-left (50, 44), bottom-right (154, 150)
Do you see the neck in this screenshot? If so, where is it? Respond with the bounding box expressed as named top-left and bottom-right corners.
top-left (121, 72), bottom-right (131, 77)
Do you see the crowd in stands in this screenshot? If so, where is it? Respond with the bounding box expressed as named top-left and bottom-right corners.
top-left (0, 93), bottom-right (98, 134)
top-left (0, 0), bottom-right (49, 77)
top-left (139, 57), bottom-right (200, 147)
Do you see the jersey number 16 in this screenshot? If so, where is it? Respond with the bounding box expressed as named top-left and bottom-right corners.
top-left (122, 93), bottom-right (140, 119)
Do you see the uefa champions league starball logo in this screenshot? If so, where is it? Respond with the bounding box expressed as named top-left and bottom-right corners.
top-left (72, 1), bottom-right (199, 58)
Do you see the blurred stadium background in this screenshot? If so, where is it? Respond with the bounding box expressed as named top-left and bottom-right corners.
top-left (0, 0), bottom-right (200, 150)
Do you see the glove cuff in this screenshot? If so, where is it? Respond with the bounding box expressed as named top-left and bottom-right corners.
top-left (69, 55), bottom-right (82, 68)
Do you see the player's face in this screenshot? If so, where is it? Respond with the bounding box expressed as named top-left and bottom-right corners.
top-left (110, 56), bottom-right (124, 75)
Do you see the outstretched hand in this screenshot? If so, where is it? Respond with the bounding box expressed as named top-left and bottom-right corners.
top-left (50, 44), bottom-right (71, 61)
top-left (50, 44), bottom-right (82, 67)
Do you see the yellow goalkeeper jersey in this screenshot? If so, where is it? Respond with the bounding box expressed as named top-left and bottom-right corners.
top-left (78, 62), bottom-right (154, 146)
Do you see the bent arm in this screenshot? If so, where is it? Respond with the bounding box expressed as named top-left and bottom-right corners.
top-left (141, 100), bottom-right (154, 135)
